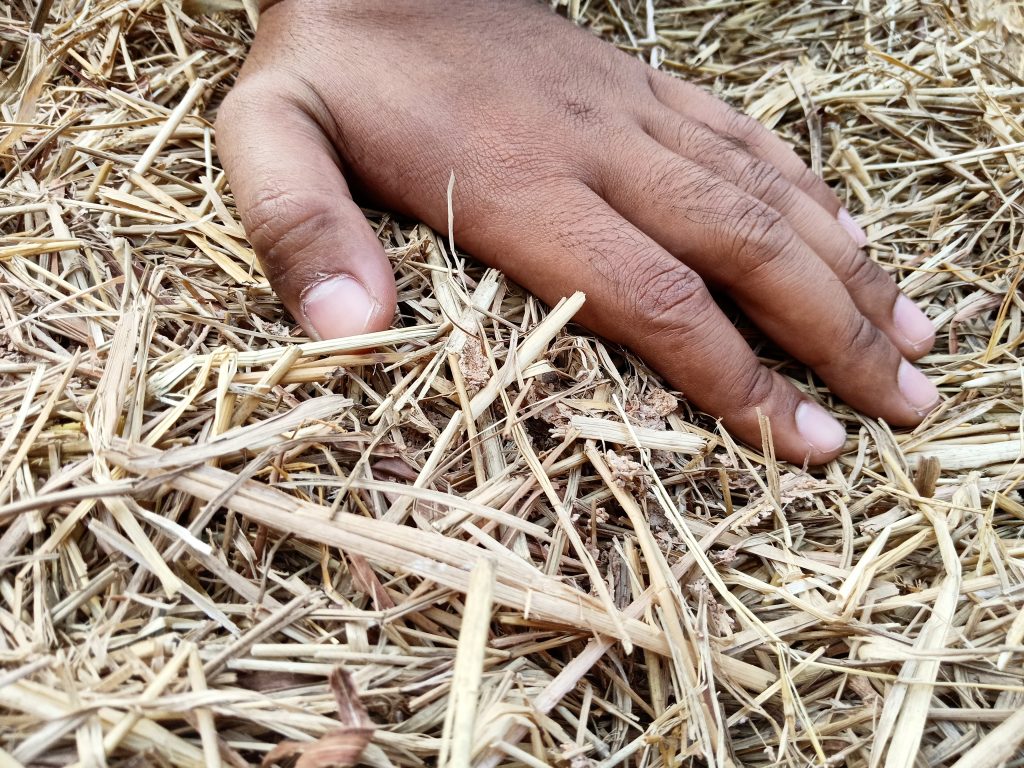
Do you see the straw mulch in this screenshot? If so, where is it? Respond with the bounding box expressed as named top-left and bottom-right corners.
top-left (2, 0), bottom-right (1023, 766)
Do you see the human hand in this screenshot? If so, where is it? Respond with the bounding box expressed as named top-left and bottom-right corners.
top-left (215, 0), bottom-right (939, 464)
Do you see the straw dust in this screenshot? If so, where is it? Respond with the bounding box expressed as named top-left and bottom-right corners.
top-left (1, 0), bottom-right (1023, 766)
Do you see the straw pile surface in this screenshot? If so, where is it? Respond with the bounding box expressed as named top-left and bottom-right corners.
top-left (2, 0), bottom-right (1023, 766)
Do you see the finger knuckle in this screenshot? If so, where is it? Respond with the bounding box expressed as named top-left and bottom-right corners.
top-left (631, 265), bottom-right (714, 338)
top-left (840, 315), bottom-right (886, 361)
top-left (797, 163), bottom-right (830, 197)
top-left (723, 110), bottom-right (761, 142)
top-left (670, 118), bottom-right (710, 153)
top-left (645, 67), bottom-right (674, 99)
top-left (731, 201), bottom-right (793, 265)
top-left (740, 160), bottom-right (792, 207)
top-left (641, 266), bottom-right (706, 314)
top-left (243, 189), bottom-right (337, 279)
top-left (729, 365), bottom-right (776, 413)
top-left (839, 248), bottom-right (887, 293)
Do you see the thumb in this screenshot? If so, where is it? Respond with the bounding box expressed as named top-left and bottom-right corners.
top-left (215, 81), bottom-right (396, 340)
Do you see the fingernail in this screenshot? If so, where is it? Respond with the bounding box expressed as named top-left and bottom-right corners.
top-left (301, 274), bottom-right (380, 340)
top-left (892, 295), bottom-right (935, 348)
top-left (898, 360), bottom-right (940, 415)
top-left (837, 207), bottom-right (868, 247)
top-left (795, 401), bottom-right (847, 453)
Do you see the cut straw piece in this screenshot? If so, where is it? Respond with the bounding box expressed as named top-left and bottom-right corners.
top-left (422, 224), bottom-right (501, 355)
top-left (64, 640), bottom-right (195, 768)
top-left (148, 325), bottom-right (440, 395)
top-left (948, 707), bottom-right (1024, 768)
top-left (100, 497), bottom-right (182, 597)
top-left (473, 474), bottom-right (781, 768)
top-left (187, 646), bottom-right (222, 768)
top-left (439, 558), bottom-right (494, 768)
top-left (907, 438), bottom-right (1023, 469)
top-left (230, 344), bottom-right (303, 427)
top-left (130, 393), bottom-right (352, 468)
top-left (0, 350), bottom-right (80, 504)
top-left (834, 525), bottom-right (890, 616)
top-left (526, 429), bottom-right (635, 652)
top-left (127, 77), bottom-right (208, 180)
top-left (0, 239), bottom-right (83, 259)
top-left (564, 415), bottom-right (705, 453)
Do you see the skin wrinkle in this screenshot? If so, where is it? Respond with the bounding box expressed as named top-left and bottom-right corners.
top-left (561, 98), bottom-right (600, 126)
top-left (598, 150), bottom-right (722, 233)
top-left (729, 206), bottom-right (797, 288)
top-left (737, 156), bottom-right (793, 209)
top-left (645, 66), bottom-right (842, 213)
top-left (633, 297), bottom-right (789, 432)
top-left (665, 168), bottom-right (739, 230)
top-left (774, 298), bottom-right (887, 375)
top-left (626, 254), bottom-right (701, 318)
top-left (720, 108), bottom-right (769, 149)
top-left (631, 267), bottom-right (717, 345)
top-left (841, 249), bottom-right (893, 306)
top-left (720, 131), bottom-right (755, 155)
top-left (453, 170), bottom-right (561, 245)
top-left (464, 132), bottom-right (559, 192)
top-left (246, 193), bottom-right (342, 285)
top-left (672, 119), bottom-right (713, 156)
top-left (836, 315), bottom-right (891, 369)
top-left (729, 362), bottom-right (780, 417)
top-left (220, 92), bottom-right (350, 268)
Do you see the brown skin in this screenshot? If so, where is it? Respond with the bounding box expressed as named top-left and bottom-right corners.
top-left (216, 0), bottom-right (939, 464)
